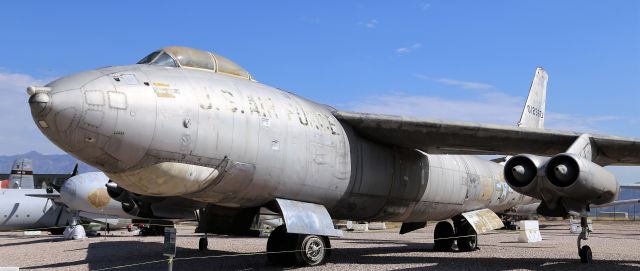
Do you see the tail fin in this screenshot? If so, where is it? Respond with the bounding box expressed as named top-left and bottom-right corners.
top-left (518, 67), bottom-right (548, 129)
top-left (8, 158), bottom-right (34, 189)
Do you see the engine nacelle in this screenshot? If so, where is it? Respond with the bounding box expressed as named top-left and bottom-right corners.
top-left (544, 153), bottom-right (619, 206)
top-left (107, 180), bottom-right (201, 219)
top-left (503, 154), bottom-right (549, 198)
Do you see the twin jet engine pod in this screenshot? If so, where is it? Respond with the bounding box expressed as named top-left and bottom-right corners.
top-left (544, 153), bottom-right (619, 205)
top-left (503, 154), bottom-right (549, 198)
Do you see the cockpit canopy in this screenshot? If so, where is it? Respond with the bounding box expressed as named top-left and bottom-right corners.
top-left (137, 46), bottom-right (254, 81)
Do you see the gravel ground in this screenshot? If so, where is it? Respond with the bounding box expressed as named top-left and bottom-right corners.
top-left (0, 220), bottom-right (639, 271)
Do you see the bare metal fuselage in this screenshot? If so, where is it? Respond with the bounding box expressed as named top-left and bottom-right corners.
top-left (34, 64), bottom-right (534, 222)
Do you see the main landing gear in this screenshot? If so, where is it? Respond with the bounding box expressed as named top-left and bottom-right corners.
top-left (266, 225), bottom-right (331, 266)
top-left (577, 216), bottom-right (592, 263)
top-left (433, 218), bottom-right (478, 252)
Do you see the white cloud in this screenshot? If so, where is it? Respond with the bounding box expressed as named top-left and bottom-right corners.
top-left (360, 19), bottom-right (378, 29)
top-left (396, 43), bottom-right (422, 54)
top-left (415, 74), bottom-right (495, 90)
top-left (346, 92), bottom-right (523, 125)
top-left (544, 113), bottom-right (623, 133)
top-left (0, 71), bottom-right (45, 93)
top-left (0, 70), bottom-right (63, 155)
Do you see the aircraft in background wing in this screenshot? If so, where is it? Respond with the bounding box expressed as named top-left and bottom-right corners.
top-left (26, 46), bottom-right (640, 265)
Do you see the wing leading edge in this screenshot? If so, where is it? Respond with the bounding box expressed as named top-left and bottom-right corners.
top-left (333, 110), bottom-right (640, 166)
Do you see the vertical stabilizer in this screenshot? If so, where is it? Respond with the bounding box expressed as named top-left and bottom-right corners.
top-left (8, 158), bottom-right (34, 189)
top-left (518, 67), bottom-right (548, 129)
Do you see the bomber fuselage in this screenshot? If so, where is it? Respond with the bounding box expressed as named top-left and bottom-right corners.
top-left (30, 64), bottom-right (534, 222)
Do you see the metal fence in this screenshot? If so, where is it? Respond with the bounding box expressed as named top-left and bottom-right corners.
top-left (590, 202), bottom-right (639, 221)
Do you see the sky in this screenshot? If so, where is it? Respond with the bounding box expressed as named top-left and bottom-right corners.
top-left (0, 1), bottom-right (638, 183)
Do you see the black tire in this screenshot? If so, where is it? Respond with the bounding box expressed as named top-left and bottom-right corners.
top-left (198, 237), bottom-right (208, 251)
top-left (580, 245), bottom-right (593, 263)
top-left (294, 235), bottom-right (330, 266)
top-left (457, 223), bottom-right (478, 252)
top-left (267, 225), bottom-right (298, 265)
top-left (433, 221), bottom-right (455, 251)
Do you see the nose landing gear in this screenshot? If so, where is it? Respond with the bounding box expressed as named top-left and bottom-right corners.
top-left (577, 216), bottom-right (592, 263)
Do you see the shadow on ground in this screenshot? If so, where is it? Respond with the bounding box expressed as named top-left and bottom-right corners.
top-left (18, 237), bottom-right (640, 271)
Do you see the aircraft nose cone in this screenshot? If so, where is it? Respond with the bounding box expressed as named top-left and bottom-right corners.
top-left (29, 87), bottom-right (84, 151)
top-left (28, 70), bottom-right (108, 154)
top-left (28, 92), bottom-right (50, 115)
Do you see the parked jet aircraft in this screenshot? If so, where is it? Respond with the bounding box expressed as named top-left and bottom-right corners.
top-left (2, 168), bottom-right (192, 234)
top-left (27, 46), bottom-right (640, 265)
top-left (0, 163), bottom-right (74, 234)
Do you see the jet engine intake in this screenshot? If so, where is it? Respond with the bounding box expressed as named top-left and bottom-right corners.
top-left (503, 154), bottom-right (549, 198)
top-left (543, 153), bottom-right (619, 205)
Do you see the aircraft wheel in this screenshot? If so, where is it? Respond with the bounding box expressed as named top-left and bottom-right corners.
top-left (433, 221), bottom-right (455, 251)
top-left (294, 235), bottom-right (330, 266)
top-left (198, 237), bottom-right (208, 251)
top-left (266, 225), bottom-right (297, 265)
top-left (457, 223), bottom-right (478, 252)
top-left (579, 245), bottom-right (592, 263)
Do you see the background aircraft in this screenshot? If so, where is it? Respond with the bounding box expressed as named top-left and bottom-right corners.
top-left (0, 162), bottom-right (188, 235)
top-left (0, 159), bottom-right (69, 189)
top-left (27, 46), bottom-right (640, 266)
top-left (0, 160), bottom-right (74, 234)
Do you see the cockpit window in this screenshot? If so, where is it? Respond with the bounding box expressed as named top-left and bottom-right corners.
top-left (137, 51), bottom-right (160, 64)
top-left (151, 52), bottom-right (178, 67)
top-left (139, 46), bottom-right (255, 80)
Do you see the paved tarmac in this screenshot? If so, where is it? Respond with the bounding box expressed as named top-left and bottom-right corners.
top-left (0, 220), bottom-right (639, 271)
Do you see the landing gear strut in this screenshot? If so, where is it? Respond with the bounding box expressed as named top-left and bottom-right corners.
top-left (198, 233), bottom-right (209, 251)
top-left (266, 225), bottom-right (330, 266)
top-left (577, 216), bottom-right (592, 263)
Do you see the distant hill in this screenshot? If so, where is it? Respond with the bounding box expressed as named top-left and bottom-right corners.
top-left (0, 151), bottom-right (97, 174)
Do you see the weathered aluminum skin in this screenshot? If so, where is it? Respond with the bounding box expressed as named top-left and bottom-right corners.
top-left (30, 58), bottom-right (537, 223)
top-left (275, 198), bottom-right (342, 237)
